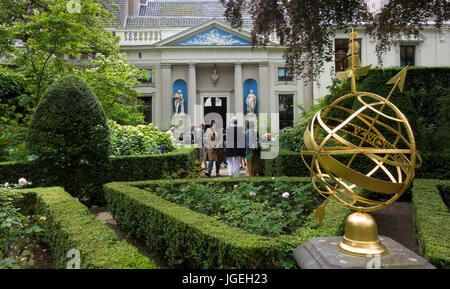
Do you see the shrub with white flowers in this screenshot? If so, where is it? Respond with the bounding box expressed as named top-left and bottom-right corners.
top-left (108, 120), bottom-right (175, 156)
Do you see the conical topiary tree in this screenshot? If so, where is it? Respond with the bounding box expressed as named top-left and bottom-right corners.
top-left (27, 75), bottom-right (110, 204)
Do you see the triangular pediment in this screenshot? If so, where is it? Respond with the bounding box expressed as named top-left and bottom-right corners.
top-left (155, 19), bottom-right (270, 47)
top-left (174, 27), bottom-right (251, 46)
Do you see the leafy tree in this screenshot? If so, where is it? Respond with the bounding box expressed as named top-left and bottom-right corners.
top-left (0, 0), bottom-right (119, 104)
top-left (0, 66), bottom-right (29, 125)
top-left (0, 67), bottom-right (32, 162)
top-left (26, 75), bottom-right (111, 204)
top-left (0, 0), bottom-right (51, 25)
top-left (0, 1), bottom-right (148, 126)
top-left (79, 53), bottom-right (151, 125)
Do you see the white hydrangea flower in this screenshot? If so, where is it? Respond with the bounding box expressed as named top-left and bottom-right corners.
top-left (282, 192), bottom-right (290, 199)
top-left (18, 178), bottom-right (27, 187)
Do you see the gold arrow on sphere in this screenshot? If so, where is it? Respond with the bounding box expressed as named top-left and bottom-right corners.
top-left (387, 66), bottom-right (408, 93)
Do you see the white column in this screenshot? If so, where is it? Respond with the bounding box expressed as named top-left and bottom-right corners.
top-left (303, 66), bottom-right (314, 111)
top-left (303, 76), bottom-right (314, 111)
top-left (234, 62), bottom-right (243, 115)
top-left (258, 62), bottom-right (269, 113)
top-left (268, 61), bottom-right (276, 114)
top-left (161, 63), bottom-right (172, 125)
top-left (154, 64), bottom-right (162, 125)
top-left (187, 63), bottom-right (196, 125)
top-left (294, 77), bottom-right (305, 122)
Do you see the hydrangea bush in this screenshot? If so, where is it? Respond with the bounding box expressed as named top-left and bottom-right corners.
top-left (108, 120), bottom-right (175, 156)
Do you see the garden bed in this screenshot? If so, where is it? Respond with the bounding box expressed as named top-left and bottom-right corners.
top-left (20, 187), bottom-right (156, 269)
top-left (104, 177), bottom-right (351, 269)
top-left (143, 178), bottom-right (320, 237)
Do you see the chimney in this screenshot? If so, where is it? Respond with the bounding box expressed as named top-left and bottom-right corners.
top-left (123, 0), bottom-right (139, 27)
top-left (127, 0), bottom-right (138, 16)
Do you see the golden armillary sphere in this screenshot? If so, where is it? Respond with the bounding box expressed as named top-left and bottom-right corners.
top-left (301, 29), bottom-right (422, 256)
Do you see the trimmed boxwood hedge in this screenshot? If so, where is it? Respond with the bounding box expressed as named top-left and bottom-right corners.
top-left (26, 75), bottom-right (111, 204)
top-left (108, 148), bottom-right (198, 181)
top-left (259, 150), bottom-right (450, 180)
top-left (0, 147), bottom-right (198, 189)
top-left (412, 179), bottom-right (450, 269)
top-left (20, 187), bottom-right (156, 269)
top-left (258, 150), bottom-right (309, 177)
top-left (104, 177), bottom-right (351, 269)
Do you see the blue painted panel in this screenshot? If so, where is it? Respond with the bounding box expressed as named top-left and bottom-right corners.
top-left (174, 27), bottom-right (251, 46)
top-left (244, 78), bottom-right (258, 115)
top-left (173, 79), bottom-right (188, 114)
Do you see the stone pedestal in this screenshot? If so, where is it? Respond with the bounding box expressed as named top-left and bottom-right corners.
top-left (293, 236), bottom-right (434, 269)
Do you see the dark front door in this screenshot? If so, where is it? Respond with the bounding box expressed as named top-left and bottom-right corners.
top-left (204, 97), bottom-right (227, 131)
top-left (279, 94), bottom-right (294, 129)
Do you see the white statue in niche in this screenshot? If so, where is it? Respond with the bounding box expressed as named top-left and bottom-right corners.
top-left (211, 68), bottom-right (220, 86)
top-left (246, 89), bottom-right (256, 115)
top-left (174, 90), bottom-right (184, 114)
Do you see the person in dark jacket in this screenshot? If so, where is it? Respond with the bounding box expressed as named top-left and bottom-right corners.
top-left (225, 117), bottom-right (245, 178)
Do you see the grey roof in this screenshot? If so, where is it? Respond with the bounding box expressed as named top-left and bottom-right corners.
top-left (103, 0), bottom-right (126, 26)
top-left (138, 0), bottom-right (250, 18)
top-left (126, 15), bottom-right (253, 28)
top-left (135, 0), bottom-right (251, 28)
top-left (103, 0), bottom-right (252, 29)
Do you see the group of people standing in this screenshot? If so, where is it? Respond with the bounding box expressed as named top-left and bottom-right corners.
top-left (190, 118), bottom-right (261, 178)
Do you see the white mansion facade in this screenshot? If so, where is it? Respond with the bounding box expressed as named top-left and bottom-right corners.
top-left (107, 0), bottom-right (449, 129)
